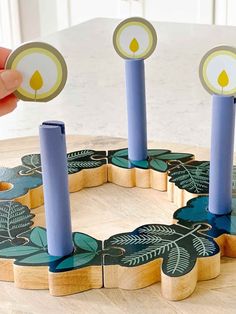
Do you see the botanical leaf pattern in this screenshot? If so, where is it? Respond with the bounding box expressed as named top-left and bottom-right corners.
top-left (108, 148), bottom-right (193, 173)
top-left (21, 150), bottom-right (107, 175)
top-left (168, 161), bottom-right (209, 194)
top-left (104, 223), bottom-right (219, 277)
top-left (0, 227), bottom-right (102, 272)
top-left (21, 154), bottom-right (41, 175)
top-left (166, 246), bottom-right (190, 275)
top-left (174, 196), bottom-right (236, 238)
top-left (0, 201), bottom-right (34, 243)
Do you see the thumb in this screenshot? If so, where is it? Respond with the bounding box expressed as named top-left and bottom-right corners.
top-left (0, 70), bottom-right (22, 100)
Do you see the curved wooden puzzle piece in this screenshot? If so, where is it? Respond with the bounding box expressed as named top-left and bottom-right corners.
top-left (0, 166), bottom-right (43, 208)
top-left (0, 218), bottom-right (103, 296)
top-left (103, 223), bottom-right (220, 300)
top-left (108, 148), bottom-right (194, 191)
top-left (0, 200), bottom-right (221, 301)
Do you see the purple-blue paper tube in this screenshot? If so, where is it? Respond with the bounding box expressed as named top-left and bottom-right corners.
top-left (125, 59), bottom-right (147, 161)
top-left (209, 95), bottom-right (235, 215)
top-left (39, 121), bottom-right (73, 256)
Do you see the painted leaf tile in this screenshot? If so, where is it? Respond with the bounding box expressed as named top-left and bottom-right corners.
top-left (0, 166), bottom-right (42, 200)
top-left (168, 161), bottom-right (209, 194)
top-left (108, 148), bottom-right (193, 173)
top-left (0, 226), bottom-right (102, 272)
top-left (104, 223), bottom-right (219, 277)
top-left (21, 150), bottom-right (107, 175)
top-left (0, 201), bottom-right (34, 244)
top-left (174, 196), bottom-right (236, 238)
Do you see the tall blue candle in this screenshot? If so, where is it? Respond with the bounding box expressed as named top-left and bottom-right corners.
top-left (113, 17), bottom-right (157, 162)
top-left (39, 121), bottom-right (73, 256)
top-left (125, 59), bottom-right (147, 161)
top-left (209, 95), bottom-right (235, 215)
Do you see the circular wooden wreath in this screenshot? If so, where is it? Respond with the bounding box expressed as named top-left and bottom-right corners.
top-left (0, 148), bottom-right (235, 301)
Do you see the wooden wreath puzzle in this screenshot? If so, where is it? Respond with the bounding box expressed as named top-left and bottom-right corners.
top-left (1, 18), bottom-right (236, 302)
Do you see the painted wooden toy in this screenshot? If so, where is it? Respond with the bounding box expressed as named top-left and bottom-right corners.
top-left (0, 21), bottom-right (236, 302)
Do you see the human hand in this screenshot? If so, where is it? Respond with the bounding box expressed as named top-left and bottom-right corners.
top-left (0, 47), bottom-right (22, 116)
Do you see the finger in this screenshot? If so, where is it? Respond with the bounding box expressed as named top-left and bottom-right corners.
top-left (0, 70), bottom-right (22, 99)
top-left (0, 94), bottom-right (18, 116)
top-left (0, 47), bottom-right (11, 69)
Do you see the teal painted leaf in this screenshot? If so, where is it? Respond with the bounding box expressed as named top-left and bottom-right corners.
top-left (147, 149), bottom-right (170, 157)
top-left (131, 160), bottom-right (149, 169)
top-left (30, 227), bottom-right (47, 248)
top-left (18, 252), bottom-right (60, 264)
top-left (0, 201), bottom-right (34, 242)
top-left (56, 252), bottom-right (96, 270)
top-left (158, 153), bottom-right (193, 161)
top-left (111, 157), bottom-right (130, 168)
top-left (112, 149), bottom-right (128, 157)
top-left (74, 233), bottom-right (98, 252)
top-left (168, 161), bottom-right (209, 194)
top-left (0, 245), bottom-right (40, 257)
top-left (150, 159), bottom-right (168, 172)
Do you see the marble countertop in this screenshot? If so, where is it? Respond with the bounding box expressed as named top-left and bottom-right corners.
top-left (1, 18), bottom-right (236, 147)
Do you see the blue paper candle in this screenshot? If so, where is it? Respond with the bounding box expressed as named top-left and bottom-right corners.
top-left (39, 121), bottom-right (73, 257)
top-left (209, 95), bottom-right (235, 215)
top-left (113, 17), bottom-right (157, 162)
top-left (125, 59), bottom-right (147, 161)
top-left (199, 46), bottom-right (236, 215)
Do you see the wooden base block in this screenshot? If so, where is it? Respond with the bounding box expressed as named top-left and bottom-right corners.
top-left (69, 165), bottom-right (107, 192)
top-left (0, 259), bottom-right (14, 281)
top-left (14, 265), bottom-right (49, 289)
top-left (49, 266), bottom-right (103, 296)
top-left (104, 259), bottom-right (162, 290)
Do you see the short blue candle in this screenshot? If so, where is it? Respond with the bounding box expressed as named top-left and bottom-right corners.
top-left (209, 95), bottom-right (235, 215)
top-left (125, 59), bottom-right (147, 161)
top-left (39, 121), bottom-right (73, 257)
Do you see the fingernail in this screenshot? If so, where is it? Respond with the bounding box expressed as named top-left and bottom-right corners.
top-left (0, 70), bottom-right (22, 91)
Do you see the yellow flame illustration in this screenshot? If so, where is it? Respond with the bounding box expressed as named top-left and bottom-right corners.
top-left (129, 38), bottom-right (139, 54)
top-left (217, 70), bottom-right (229, 92)
top-left (30, 70), bottom-right (43, 99)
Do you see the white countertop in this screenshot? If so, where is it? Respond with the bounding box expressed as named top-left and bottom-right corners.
top-left (1, 18), bottom-right (236, 147)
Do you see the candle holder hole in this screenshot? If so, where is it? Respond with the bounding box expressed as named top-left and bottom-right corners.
top-left (0, 182), bottom-right (13, 192)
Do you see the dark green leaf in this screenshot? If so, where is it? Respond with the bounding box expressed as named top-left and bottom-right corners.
top-left (147, 149), bottom-right (170, 157)
top-left (150, 159), bottom-right (168, 172)
top-left (30, 227), bottom-right (47, 248)
top-left (131, 160), bottom-right (149, 169)
top-left (111, 157), bottom-right (130, 168)
top-left (74, 233), bottom-right (98, 252)
top-left (56, 252), bottom-right (96, 270)
top-left (18, 252), bottom-right (60, 264)
top-left (112, 149), bottom-right (128, 157)
top-left (0, 245), bottom-right (40, 257)
top-left (158, 153), bottom-right (193, 161)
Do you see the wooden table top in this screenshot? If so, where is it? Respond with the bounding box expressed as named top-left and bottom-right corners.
top-left (0, 135), bottom-right (235, 314)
